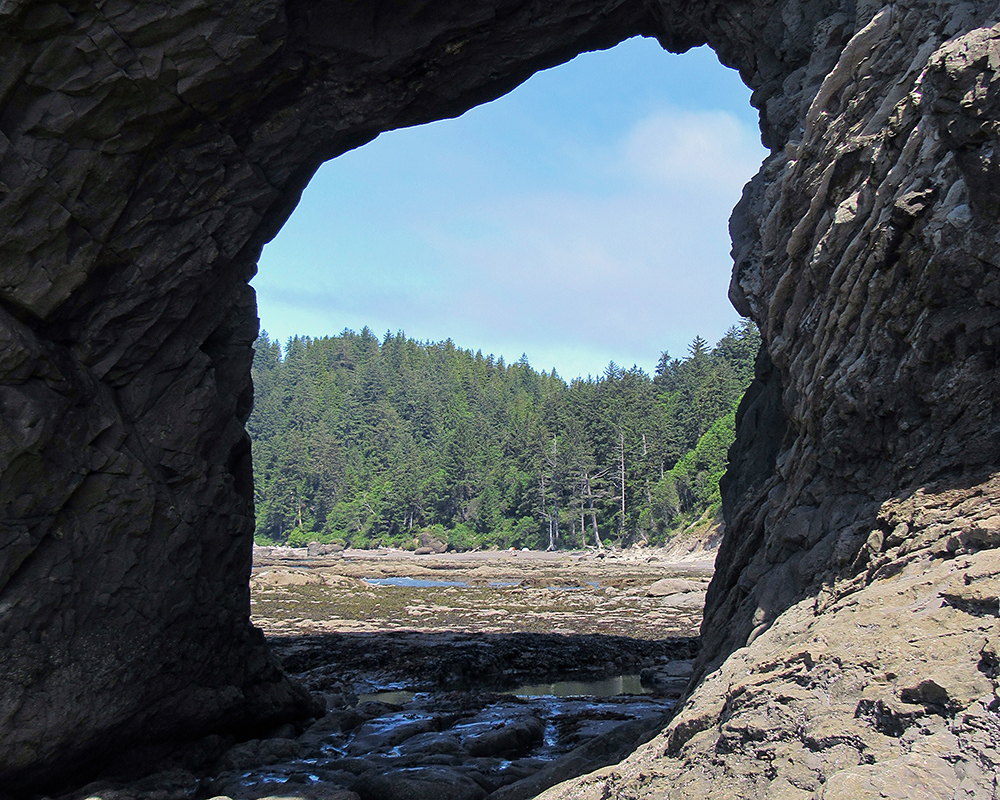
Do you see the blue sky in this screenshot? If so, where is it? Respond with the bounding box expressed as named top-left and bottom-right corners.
top-left (253, 36), bottom-right (767, 380)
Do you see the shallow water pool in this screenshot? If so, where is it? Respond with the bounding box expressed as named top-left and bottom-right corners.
top-left (359, 673), bottom-right (651, 704)
top-left (363, 577), bottom-right (467, 588)
top-left (512, 673), bottom-right (649, 697)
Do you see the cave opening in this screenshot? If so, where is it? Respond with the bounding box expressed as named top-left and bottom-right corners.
top-left (252, 37), bottom-right (763, 378)
top-left (243, 41), bottom-right (762, 790)
top-left (247, 35), bottom-right (765, 560)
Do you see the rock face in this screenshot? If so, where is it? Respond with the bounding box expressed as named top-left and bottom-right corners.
top-left (542, 1), bottom-right (1000, 797)
top-left (1, 0), bottom-right (998, 797)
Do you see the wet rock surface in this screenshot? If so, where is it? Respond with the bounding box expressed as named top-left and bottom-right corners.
top-left (45, 551), bottom-right (700, 800)
top-left (251, 547), bottom-right (712, 639)
top-left (195, 691), bottom-right (675, 800)
top-left (274, 630), bottom-right (697, 699)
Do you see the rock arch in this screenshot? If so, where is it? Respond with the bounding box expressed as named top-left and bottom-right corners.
top-left (1, 0), bottom-right (998, 795)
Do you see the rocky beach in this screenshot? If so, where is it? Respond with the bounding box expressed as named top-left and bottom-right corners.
top-left (43, 546), bottom-right (712, 800)
top-left (251, 544), bottom-right (713, 639)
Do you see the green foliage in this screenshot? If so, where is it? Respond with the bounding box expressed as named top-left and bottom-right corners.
top-left (446, 523), bottom-right (477, 552)
top-left (648, 409), bottom-right (737, 541)
top-left (286, 526), bottom-right (311, 548)
top-left (248, 322), bottom-right (760, 549)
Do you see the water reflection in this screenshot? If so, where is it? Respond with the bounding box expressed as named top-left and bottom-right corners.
top-left (513, 673), bottom-right (649, 697)
top-left (360, 673), bottom-right (650, 704)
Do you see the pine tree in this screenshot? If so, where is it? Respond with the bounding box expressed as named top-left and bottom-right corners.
top-left (247, 322), bottom-right (761, 549)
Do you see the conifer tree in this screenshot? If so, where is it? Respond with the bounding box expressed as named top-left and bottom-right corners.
top-left (248, 321), bottom-right (761, 549)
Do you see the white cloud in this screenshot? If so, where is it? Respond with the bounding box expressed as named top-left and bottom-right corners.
top-left (410, 110), bottom-right (767, 371)
top-left (254, 61), bottom-right (769, 379)
top-left (623, 109), bottom-right (764, 194)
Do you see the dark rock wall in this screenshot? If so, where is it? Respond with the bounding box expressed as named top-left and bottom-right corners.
top-left (540, 4), bottom-right (1000, 796)
top-left (703, 0), bottom-right (1000, 677)
top-left (0, 1), bottom-right (664, 790)
top-left (2, 0), bottom-right (999, 796)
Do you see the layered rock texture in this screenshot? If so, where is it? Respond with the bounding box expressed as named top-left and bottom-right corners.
top-left (544, 2), bottom-right (1000, 797)
top-left (0, 0), bottom-right (998, 797)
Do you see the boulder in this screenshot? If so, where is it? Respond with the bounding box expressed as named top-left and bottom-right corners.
top-left (394, 732), bottom-right (467, 757)
top-left (355, 767), bottom-right (487, 800)
top-left (656, 591), bottom-right (706, 609)
top-left (347, 718), bottom-right (439, 757)
top-left (418, 532), bottom-right (449, 554)
top-left (646, 578), bottom-right (705, 597)
top-left (307, 542), bottom-right (344, 557)
top-left (464, 717), bottom-right (545, 757)
top-left (217, 737), bottom-right (306, 772)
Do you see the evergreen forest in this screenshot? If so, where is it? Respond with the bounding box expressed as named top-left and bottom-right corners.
top-left (249, 321), bottom-right (760, 551)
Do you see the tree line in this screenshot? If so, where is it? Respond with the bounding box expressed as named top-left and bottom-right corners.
top-left (248, 320), bottom-right (760, 550)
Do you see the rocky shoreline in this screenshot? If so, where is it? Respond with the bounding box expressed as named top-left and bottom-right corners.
top-left (250, 545), bottom-right (712, 640)
top-left (39, 548), bottom-right (710, 800)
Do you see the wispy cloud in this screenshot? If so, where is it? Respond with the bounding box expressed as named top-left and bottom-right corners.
top-left (401, 107), bottom-right (766, 371)
top-left (254, 44), bottom-right (768, 379)
top-left (622, 108), bottom-right (764, 193)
